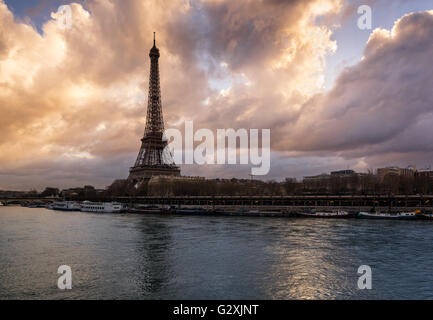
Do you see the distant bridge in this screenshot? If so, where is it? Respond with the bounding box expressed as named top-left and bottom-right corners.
top-left (2, 195), bottom-right (433, 210)
top-left (113, 194), bottom-right (433, 210)
top-left (0, 198), bottom-right (57, 205)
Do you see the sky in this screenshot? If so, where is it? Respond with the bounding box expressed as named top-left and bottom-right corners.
top-left (1, 0), bottom-right (433, 190)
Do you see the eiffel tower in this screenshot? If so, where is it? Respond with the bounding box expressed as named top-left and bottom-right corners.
top-left (128, 33), bottom-right (180, 184)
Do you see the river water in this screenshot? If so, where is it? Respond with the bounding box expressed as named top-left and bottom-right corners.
top-left (1, 206), bottom-right (432, 299)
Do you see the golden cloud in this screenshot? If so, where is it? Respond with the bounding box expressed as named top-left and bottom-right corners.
top-left (0, 0), bottom-right (347, 188)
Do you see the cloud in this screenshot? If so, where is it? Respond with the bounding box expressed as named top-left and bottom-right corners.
top-left (0, 0), bottom-right (345, 189)
top-left (1, 0), bottom-right (432, 189)
top-left (283, 10), bottom-right (433, 158)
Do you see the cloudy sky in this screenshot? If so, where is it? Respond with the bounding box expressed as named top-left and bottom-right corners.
top-left (1, 0), bottom-right (433, 190)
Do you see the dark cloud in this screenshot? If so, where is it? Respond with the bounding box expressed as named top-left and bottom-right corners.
top-left (284, 11), bottom-right (433, 155)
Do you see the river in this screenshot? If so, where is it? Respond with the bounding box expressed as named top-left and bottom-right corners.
top-left (1, 206), bottom-right (432, 299)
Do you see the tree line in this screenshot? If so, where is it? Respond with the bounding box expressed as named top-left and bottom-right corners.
top-left (103, 173), bottom-right (433, 197)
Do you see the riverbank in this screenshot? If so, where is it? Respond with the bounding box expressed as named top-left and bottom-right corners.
top-left (4, 201), bottom-right (433, 220)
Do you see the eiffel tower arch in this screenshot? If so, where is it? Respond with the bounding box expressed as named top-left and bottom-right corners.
top-left (128, 33), bottom-right (180, 185)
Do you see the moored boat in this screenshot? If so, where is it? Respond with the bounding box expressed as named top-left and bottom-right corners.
top-left (358, 211), bottom-right (417, 220)
top-left (174, 207), bottom-right (210, 215)
top-left (48, 201), bottom-right (81, 211)
top-left (297, 210), bottom-right (351, 218)
top-left (414, 211), bottom-right (433, 220)
top-left (239, 209), bottom-right (284, 217)
top-left (129, 205), bottom-right (164, 214)
top-left (80, 201), bottom-right (122, 213)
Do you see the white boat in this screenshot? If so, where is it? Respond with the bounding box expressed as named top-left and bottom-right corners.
top-left (49, 201), bottom-right (81, 211)
top-left (358, 211), bottom-right (417, 220)
top-left (80, 201), bottom-right (122, 213)
top-left (297, 210), bottom-right (350, 218)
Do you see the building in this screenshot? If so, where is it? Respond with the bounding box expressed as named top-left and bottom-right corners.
top-left (331, 170), bottom-right (355, 176)
top-left (377, 166), bottom-right (416, 182)
top-left (416, 169), bottom-right (433, 178)
top-left (302, 174), bottom-right (331, 193)
top-left (127, 34), bottom-right (180, 186)
top-left (148, 175), bottom-right (205, 184)
top-left (303, 173), bottom-right (330, 182)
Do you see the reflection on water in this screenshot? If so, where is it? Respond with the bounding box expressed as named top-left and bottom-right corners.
top-left (133, 219), bottom-right (173, 297)
top-left (1, 206), bottom-right (433, 299)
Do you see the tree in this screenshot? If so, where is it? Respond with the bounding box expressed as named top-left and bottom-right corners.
top-left (41, 187), bottom-right (59, 197)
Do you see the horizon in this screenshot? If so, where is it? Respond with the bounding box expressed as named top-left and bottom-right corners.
top-left (0, 164), bottom-right (427, 193)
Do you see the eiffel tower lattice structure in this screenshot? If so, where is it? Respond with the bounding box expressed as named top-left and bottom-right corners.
top-left (128, 33), bottom-right (180, 185)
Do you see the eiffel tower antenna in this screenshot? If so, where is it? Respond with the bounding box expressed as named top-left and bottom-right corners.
top-left (127, 33), bottom-right (180, 185)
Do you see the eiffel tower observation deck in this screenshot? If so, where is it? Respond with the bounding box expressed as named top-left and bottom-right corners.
top-left (128, 33), bottom-right (180, 185)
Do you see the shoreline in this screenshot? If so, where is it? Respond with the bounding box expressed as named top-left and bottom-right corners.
top-left (3, 204), bottom-right (431, 220)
